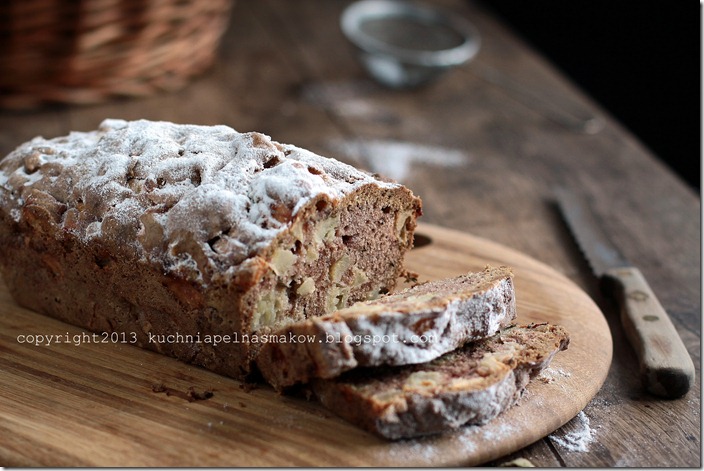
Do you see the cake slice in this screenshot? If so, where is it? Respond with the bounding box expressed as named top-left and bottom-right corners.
top-left (311, 323), bottom-right (570, 440)
top-left (0, 119), bottom-right (421, 380)
top-left (256, 266), bottom-right (516, 390)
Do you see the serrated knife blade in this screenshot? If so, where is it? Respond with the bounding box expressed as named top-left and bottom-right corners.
top-left (554, 188), bottom-right (629, 277)
top-left (554, 187), bottom-right (694, 398)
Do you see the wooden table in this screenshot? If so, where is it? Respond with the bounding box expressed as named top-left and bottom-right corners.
top-left (0, 0), bottom-right (699, 466)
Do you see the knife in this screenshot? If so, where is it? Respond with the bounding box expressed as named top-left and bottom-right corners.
top-left (554, 187), bottom-right (694, 398)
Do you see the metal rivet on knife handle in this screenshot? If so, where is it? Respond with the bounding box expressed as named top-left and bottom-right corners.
top-left (604, 266), bottom-right (695, 398)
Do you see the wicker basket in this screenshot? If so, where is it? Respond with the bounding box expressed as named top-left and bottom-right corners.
top-left (0, 0), bottom-right (234, 109)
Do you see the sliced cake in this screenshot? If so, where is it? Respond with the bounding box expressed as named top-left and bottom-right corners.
top-left (311, 323), bottom-right (570, 440)
top-left (256, 266), bottom-right (516, 390)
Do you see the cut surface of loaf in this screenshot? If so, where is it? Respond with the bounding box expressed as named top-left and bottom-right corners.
top-left (256, 266), bottom-right (516, 390)
top-left (0, 119), bottom-right (421, 379)
top-left (311, 323), bottom-right (570, 440)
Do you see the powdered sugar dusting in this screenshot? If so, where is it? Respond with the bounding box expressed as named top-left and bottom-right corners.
top-left (549, 411), bottom-right (596, 452)
top-left (0, 119), bottom-right (402, 282)
top-left (538, 367), bottom-right (572, 383)
top-left (379, 420), bottom-right (510, 466)
top-left (330, 139), bottom-right (468, 181)
top-left (386, 438), bottom-right (441, 465)
top-left (537, 367), bottom-right (572, 392)
top-left (478, 421), bottom-right (518, 442)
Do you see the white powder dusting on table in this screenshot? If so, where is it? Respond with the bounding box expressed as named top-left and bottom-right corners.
top-left (330, 138), bottom-right (469, 181)
top-left (549, 411), bottom-right (596, 452)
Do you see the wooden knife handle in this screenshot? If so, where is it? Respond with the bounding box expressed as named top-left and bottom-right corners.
top-left (603, 266), bottom-right (695, 398)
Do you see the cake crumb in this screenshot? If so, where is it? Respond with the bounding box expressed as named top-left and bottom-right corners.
top-left (187, 386), bottom-right (214, 402)
top-left (402, 269), bottom-right (420, 284)
top-left (151, 383), bottom-right (214, 402)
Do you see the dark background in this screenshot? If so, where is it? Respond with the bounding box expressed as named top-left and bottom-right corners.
top-left (481, 1), bottom-right (700, 190)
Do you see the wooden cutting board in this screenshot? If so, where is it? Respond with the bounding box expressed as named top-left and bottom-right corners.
top-left (0, 223), bottom-right (612, 466)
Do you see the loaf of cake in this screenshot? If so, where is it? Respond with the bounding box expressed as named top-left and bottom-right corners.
top-left (256, 266), bottom-right (516, 391)
top-left (311, 323), bottom-right (570, 439)
top-left (0, 119), bottom-right (422, 379)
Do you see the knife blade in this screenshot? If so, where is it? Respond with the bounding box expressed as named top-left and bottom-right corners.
top-left (555, 187), bottom-right (694, 398)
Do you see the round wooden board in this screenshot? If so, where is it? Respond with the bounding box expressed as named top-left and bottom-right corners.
top-left (0, 223), bottom-right (612, 466)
